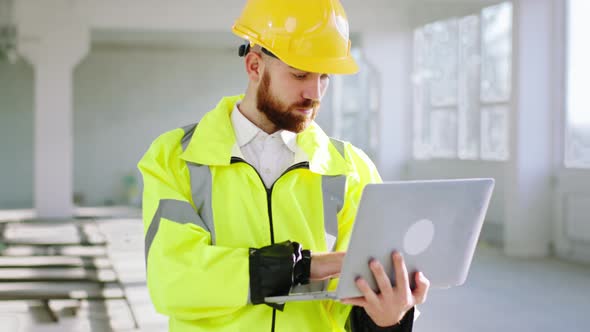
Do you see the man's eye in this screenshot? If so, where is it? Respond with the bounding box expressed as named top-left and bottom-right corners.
top-left (293, 73), bottom-right (307, 80)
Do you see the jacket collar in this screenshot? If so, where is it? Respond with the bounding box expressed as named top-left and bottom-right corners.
top-left (180, 95), bottom-right (351, 176)
top-left (231, 103), bottom-right (298, 155)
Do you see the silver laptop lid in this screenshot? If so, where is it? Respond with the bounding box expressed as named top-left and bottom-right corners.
top-left (336, 178), bottom-right (494, 299)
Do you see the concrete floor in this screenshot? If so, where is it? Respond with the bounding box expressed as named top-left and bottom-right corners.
top-left (414, 242), bottom-right (590, 332)
top-left (1, 213), bottom-right (589, 331)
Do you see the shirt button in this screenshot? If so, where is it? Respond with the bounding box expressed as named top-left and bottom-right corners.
top-left (264, 168), bottom-right (271, 174)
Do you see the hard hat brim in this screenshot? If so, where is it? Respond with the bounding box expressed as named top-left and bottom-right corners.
top-left (277, 51), bottom-right (359, 75)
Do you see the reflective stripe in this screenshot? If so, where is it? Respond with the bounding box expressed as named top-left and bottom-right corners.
top-left (145, 123), bottom-right (216, 270)
top-left (293, 171), bottom-right (345, 294)
top-left (321, 175), bottom-right (346, 251)
top-left (181, 123), bottom-right (217, 245)
top-left (287, 172), bottom-right (346, 295)
top-left (181, 123), bottom-right (198, 151)
top-left (297, 138), bottom-right (346, 292)
top-left (329, 137), bottom-right (345, 158)
top-left (187, 163), bottom-right (215, 244)
top-left (145, 199), bottom-right (207, 267)
top-left (321, 138), bottom-right (347, 252)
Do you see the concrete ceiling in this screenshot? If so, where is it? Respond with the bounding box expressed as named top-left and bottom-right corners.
top-left (84, 0), bottom-right (507, 49)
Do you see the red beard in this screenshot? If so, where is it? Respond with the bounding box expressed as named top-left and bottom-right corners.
top-left (257, 71), bottom-right (319, 133)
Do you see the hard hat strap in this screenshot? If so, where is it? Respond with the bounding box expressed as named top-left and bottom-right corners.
top-left (238, 41), bottom-right (278, 60)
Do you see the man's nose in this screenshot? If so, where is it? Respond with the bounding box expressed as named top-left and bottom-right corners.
top-left (302, 75), bottom-right (322, 101)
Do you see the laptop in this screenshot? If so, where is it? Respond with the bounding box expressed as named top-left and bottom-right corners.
top-left (265, 178), bottom-right (495, 303)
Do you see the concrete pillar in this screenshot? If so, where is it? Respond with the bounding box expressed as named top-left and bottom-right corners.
top-left (16, 0), bottom-right (89, 218)
top-left (363, 3), bottom-right (412, 181)
top-left (504, 0), bottom-right (554, 257)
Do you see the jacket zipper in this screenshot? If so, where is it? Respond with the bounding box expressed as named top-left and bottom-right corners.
top-left (230, 157), bottom-right (309, 244)
top-left (230, 157), bottom-right (310, 332)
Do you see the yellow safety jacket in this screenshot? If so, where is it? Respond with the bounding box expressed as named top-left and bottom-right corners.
top-left (138, 95), bottom-right (382, 331)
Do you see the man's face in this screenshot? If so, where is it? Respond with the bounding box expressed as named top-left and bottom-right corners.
top-left (256, 60), bottom-right (330, 133)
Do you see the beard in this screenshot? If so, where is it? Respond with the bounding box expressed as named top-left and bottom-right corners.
top-left (256, 71), bottom-right (320, 133)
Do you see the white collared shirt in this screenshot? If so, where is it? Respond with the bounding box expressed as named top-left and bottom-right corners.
top-left (231, 104), bottom-right (298, 188)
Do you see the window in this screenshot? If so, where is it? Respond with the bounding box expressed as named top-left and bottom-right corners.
top-left (413, 2), bottom-right (512, 160)
top-left (566, 0), bottom-right (590, 168)
top-left (331, 48), bottom-right (380, 160)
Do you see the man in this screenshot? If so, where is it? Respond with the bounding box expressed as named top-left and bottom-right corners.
top-left (138, 0), bottom-right (430, 331)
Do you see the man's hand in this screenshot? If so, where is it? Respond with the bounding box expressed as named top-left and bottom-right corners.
top-left (310, 251), bottom-right (346, 280)
top-left (341, 252), bottom-right (430, 327)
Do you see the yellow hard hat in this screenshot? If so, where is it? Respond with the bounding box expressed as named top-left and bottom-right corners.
top-left (232, 0), bottom-right (359, 75)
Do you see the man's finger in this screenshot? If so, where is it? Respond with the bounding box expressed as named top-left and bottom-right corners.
top-left (412, 272), bottom-right (430, 304)
top-left (370, 259), bottom-right (393, 296)
top-left (392, 252), bottom-right (411, 296)
top-left (355, 277), bottom-right (380, 307)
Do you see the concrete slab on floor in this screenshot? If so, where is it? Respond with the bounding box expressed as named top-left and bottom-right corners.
top-left (1, 211), bottom-right (589, 332)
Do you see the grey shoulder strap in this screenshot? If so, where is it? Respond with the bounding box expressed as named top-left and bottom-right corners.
top-left (180, 122), bottom-right (216, 244)
top-left (322, 137), bottom-right (348, 252)
top-left (181, 122), bottom-right (198, 151)
top-left (329, 137), bottom-right (345, 158)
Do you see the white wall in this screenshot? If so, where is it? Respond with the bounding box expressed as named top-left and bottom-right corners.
top-left (72, 43), bottom-right (250, 206)
top-left (551, 0), bottom-right (590, 262)
top-left (0, 60), bottom-right (34, 209)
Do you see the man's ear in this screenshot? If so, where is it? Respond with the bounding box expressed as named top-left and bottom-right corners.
top-left (245, 52), bottom-right (264, 83)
